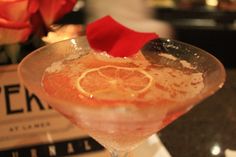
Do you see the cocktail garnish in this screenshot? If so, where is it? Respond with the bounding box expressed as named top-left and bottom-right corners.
top-left (76, 65), bottom-right (153, 99)
top-left (86, 16), bottom-right (158, 57)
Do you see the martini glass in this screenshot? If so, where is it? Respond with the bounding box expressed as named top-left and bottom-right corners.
top-left (18, 37), bottom-right (226, 157)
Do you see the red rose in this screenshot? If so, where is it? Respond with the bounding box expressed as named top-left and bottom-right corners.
top-left (0, 0), bottom-right (77, 45)
top-left (0, 0), bottom-right (38, 44)
top-left (38, 0), bottom-right (77, 27)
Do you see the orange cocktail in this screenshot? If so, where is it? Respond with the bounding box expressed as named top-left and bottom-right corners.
top-left (41, 49), bottom-right (204, 151)
top-left (18, 37), bottom-right (225, 157)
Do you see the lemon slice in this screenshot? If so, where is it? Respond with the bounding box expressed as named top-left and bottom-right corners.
top-left (76, 65), bottom-right (153, 99)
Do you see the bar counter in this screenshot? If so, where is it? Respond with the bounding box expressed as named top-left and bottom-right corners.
top-left (159, 69), bottom-right (236, 157)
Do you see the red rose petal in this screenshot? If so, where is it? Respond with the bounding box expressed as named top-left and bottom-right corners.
top-left (86, 16), bottom-right (158, 57)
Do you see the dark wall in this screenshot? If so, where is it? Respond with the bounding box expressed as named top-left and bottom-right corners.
top-left (175, 27), bottom-right (236, 68)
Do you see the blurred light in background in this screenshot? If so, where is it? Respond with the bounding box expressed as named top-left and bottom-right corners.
top-left (211, 143), bottom-right (221, 156)
top-left (205, 0), bottom-right (218, 7)
top-left (73, 0), bottom-right (85, 12)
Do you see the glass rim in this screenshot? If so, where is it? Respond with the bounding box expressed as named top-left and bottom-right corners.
top-left (18, 36), bottom-right (226, 109)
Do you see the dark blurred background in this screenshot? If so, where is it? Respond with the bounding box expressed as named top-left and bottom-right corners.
top-left (153, 0), bottom-right (236, 68)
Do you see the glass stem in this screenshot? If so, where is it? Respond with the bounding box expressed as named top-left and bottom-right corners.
top-left (110, 150), bottom-right (129, 157)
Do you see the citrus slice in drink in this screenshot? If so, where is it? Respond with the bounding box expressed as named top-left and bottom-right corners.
top-left (76, 65), bottom-right (153, 99)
